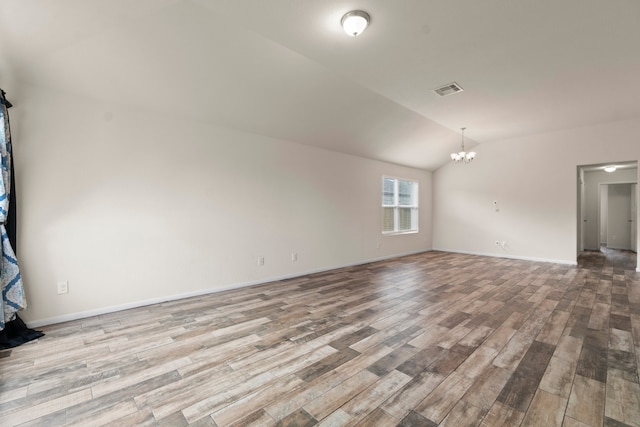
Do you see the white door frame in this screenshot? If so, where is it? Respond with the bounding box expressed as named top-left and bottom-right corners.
top-left (631, 183), bottom-right (637, 253)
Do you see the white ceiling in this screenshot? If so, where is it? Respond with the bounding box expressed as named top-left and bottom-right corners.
top-left (1, 0), bottom-right (639, 170)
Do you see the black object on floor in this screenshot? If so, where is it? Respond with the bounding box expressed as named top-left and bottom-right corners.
top-left (0, 315), bottom-right (44, 350)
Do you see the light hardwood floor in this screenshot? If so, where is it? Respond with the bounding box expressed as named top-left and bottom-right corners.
top-left (1, 249), bottom-right (639, 426)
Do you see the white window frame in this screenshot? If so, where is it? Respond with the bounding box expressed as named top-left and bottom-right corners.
top-left (382, 176), bottom-right (419, 234)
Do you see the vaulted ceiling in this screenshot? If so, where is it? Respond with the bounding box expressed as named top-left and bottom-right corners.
top-left (1, 0), bottom-right (639, 170)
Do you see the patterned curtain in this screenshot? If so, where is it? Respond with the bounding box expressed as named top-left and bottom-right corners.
top-left (0, 90), bottom-right (27, 331)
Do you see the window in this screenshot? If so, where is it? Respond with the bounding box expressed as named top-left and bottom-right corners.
top-left (382, 177), bottom-right (418, 234)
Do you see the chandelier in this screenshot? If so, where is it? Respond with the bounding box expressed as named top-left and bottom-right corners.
top-left (451, 127), bottom-right (476, 163)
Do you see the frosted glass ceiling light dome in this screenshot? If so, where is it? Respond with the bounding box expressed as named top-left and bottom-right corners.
top-left (341, 10), bottom-right (370, 36)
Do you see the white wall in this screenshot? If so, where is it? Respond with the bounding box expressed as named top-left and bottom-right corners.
top-left (583, 168), bottom-right (637, 250)
top-left (8, 83), bottom-right (432, 326)
top-left (600, 185), bottom-right (608, 245)
top-left (433, 118), bottom-right (640, 265)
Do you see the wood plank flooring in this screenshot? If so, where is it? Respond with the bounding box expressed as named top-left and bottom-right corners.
top-left (1, 248), bottom-right (639, 426)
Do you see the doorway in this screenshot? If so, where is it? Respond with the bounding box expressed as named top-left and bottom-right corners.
top-left (599, 183), bottom-right (635, 251)
top-left (577, 162), bottom-right (638, 269)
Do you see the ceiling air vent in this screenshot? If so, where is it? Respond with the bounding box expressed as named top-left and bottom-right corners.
top-left (433, 82), bottom-right (464, 97)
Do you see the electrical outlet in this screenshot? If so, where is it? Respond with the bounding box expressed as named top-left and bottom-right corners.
top-left (57, 281), bottom-right (69, 294)
top-left (291, 252), bottom-right (297, 262)
top-left (258, 257), bottom-right (264, 267)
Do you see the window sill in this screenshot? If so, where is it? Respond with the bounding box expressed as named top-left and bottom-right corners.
top-left (382, 230), bottom-right (419, 236)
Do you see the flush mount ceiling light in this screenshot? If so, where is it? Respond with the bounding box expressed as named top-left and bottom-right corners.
top-left (341, 10), bottom-right (370, 36)
top-left (451, 127), bottom-right (476, 163)
top-left (604, 166), bottom-right (617, 173)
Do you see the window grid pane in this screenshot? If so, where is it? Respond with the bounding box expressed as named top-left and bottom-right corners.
top-left (398, 208), bottom-right (413, 231)
top-left (382, 207), bottom-right (395, 232)
top-left (382, 178), bottom-right (395, 205)
top-left (398, 180), bottom-right (414, 206)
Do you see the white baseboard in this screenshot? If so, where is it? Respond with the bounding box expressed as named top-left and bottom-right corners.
top-left (27, 249), bottom-right (432, 328)
top-left (431, 248), bottom-right (578, 266)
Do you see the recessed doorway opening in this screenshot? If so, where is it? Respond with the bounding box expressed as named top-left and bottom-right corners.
top-left (577, 161), bottom-right (638, 271)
